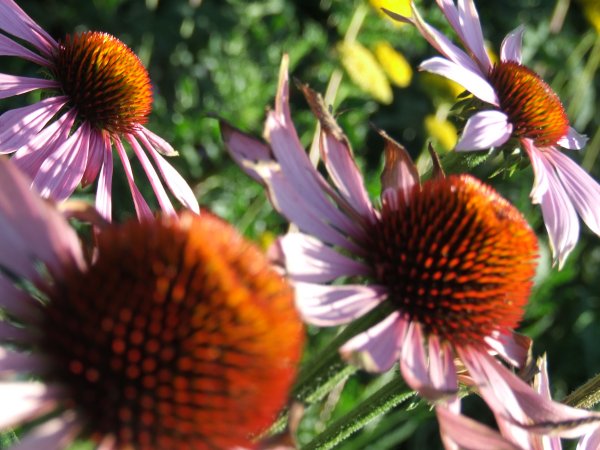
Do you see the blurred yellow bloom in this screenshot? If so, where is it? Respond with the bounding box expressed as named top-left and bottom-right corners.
top-left (578, 0), bottom-right (600, 33)
top-left (369, 0), bottom-right (412, 25)
top-left (374, 41), bottom-right (413, 87)
top-left (425, 114), bottom-right (458, 151)
top-left (338, 40), bottom-right (393, 104)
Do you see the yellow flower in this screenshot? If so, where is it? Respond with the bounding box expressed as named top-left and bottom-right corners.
top-left (338, 40), bottom-right (393, 104)
top-left (425, 114), bottom-right (458, 151)
top-left (369, 0), bottom-right (412, 25)
top-left (578, 0), bottom-right (600, 33)
top-left (374, 41), bottom-right (413, 87)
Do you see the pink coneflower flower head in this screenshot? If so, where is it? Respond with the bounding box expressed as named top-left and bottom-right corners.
top-left (0, 158), bottom-right (304, 449)
top-left (222, 54), bottom-right (600, 443)
top-left (0, 0), bottom-right (199, 220)
top-left (383, 0), bottom-right (600, 268)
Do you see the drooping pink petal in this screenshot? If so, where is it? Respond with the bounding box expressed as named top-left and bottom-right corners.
top-left (139, 126), bottom-right (178, 157)
top-left (11, 110), bottom-right (77, 178)
top-left (0, 382), bottom-right (61, 430)
top-left (0, 321), bottom-right (32, 343)
top-left (456, 0), bottom-right (492, 71)
top-left (0, 348), bottom-right (47, 376)
top-left (454, 110), bottom-right (512, 150)
top-left (436, 406), bottom-right (521, 450)
top-left (484, 331), bottom-right (531, 369)
top-left (220, 121), bottom-right (273, 183)
top-left (81, 129), bottom-right (106, 187)
top-left (96, 135), bottom-right (113, 221)
top-left (0, 33), bottom-right (49, 65)
top-left (340, 312), bottom-right (408, 372)
top-left (137, 129), bottom-right (200, 214)
top-left (460, 347), bottom-right (600, 439)
top-left (524, 143), bottom-right (579, 268)
top-left (0, 96), bottom-right (68, 154)
top-left (557, 127), bottom-right (588, 150)
top-left (268, 56), bottom-right (365, 239)
top-left (420, 57), bottom-right (498, 106)
top-left (410, 2), bottom-right (483, 76)
top-left (12, 412), bottom-right (80, 450)
top-left (33, 122), bottom-right (90, 201)
top-left (113, 137), bottom-right (153, 220)
top-left (0, 158), bottom-right (85, 276)
top-left (294, 282), bottom-right (387, 326)
top-left (254, 163), bottom-right (365, 254)
top-left (126, 134), bottom-right (176, 216)
top-left (0, 74), bottom-right (58, 99)
top-left (279, 232), bottom-right (370, 283)
top-left (546, 147), bottom-right (600, 237)
top-left (400, 322), bottom-right (449, 401)
top-left (578, 428), bottom-right (600, 450)
top-left (319, 126), bottom-right (374, 221)
top-left (428, 335), bottom-right (458, 398)
top-left (0, 0), bottom-right (56, 56)
top-left (500, 26), bottom-right (525, 63)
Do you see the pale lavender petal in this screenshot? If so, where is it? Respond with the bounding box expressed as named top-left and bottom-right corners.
top-left (81, 130), bottom-right (105, 187)
top-left (255, 163), bottom-right (364, 254)
top-left (461, 347), bottom-right (600, 438)
top-left (546, 147), bottom-right (600, 237)
top-left (400, 322), bottom-right (445, 401)
top-left (279, 232), bottom-right (370, 283)
top-left (137, 129), bottom-right (200, 214)
top-left (220, 121), bottom-right (273, 183)
top-left (294, 282), bottom-right (387, 326)
top-left (524, 143), bottom-right (579, 268)
top-left (428, 334), bottom-right (458, 396)
top-left (126, 134), bottom-right (176, 216)
top-left (0, 33), bottom-right (48, 65)
top-left (455, 110), bottom-right (512, 151)
top-left (0, 321), bottom-right (32, 342)
top-left (139, 126), bottom-right (177, 156)
top-left (411, 3), bottom-right (482, 75)
top-left (484, 331), bottom-right (531, 369)
top-left (0, 158), bottom-right (85, 276)
top-left (0, 348), bottom-right (47, 375)
top-left (558, 127), bottom-right (588, 150)
top-left (12, 110), bottom-right (77, 178)
top-left (113, 137), bottom-right (153, 220)
top-left (456, 0), bottom-right (492, 71)
top-left (33, 123), bottom-right (90, 201)
top-left (96, 136), bottom-right (113, 221)
top-left (500, 26), bottom-right (525, 63)
top-left (11, 412), bottom-right (80, 450)
top-left (0, 74), bottom-right (58, 99)
top-left (578, 428), bottom-right (600, 450)
top-left (0, 382), bottom-right (61, 430)
top-left (420, 58), bottom-right (498, 106)
top-left (319, 127), bottom-right (374, 220)
top-left (340, 312), bottom-right (408, 372)
top-left (436, 406), bottom-right (521, 450)
top-left (0, 96), bottom-right (68, 154)
top-left (0, 0), bottom-right (56, 56)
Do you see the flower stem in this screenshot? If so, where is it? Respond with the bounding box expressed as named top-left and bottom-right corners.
top-left (563, 372), bottom-right (600, 409)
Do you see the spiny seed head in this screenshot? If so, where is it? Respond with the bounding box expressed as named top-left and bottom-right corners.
top-left (51, 31), bottom-right (153, 134)
top-left (370, 174), bottom-right (538, 346)
top-left (38, 212), bottom-right (303, 450)
top-left (489, 61), bottom-right (569, 147)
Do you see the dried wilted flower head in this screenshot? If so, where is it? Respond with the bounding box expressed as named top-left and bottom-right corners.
top-left (0, 159), bottom-right (303, 449)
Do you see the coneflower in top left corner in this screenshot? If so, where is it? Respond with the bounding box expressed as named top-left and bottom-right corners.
top-left (0, 0), bottom-right (199, 220)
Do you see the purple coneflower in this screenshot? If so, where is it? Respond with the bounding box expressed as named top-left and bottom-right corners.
top-left (385, 0), bottom-right (600, 268)
top-left (222, 55), bottom-right (600, 445)
top-left (0, 158), bottom-right (303, 449)
top-left (0, 0), bottom-right (199, 220)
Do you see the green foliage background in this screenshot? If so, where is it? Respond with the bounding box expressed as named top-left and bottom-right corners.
top-left (2, 0), bottom-right (600, 448)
